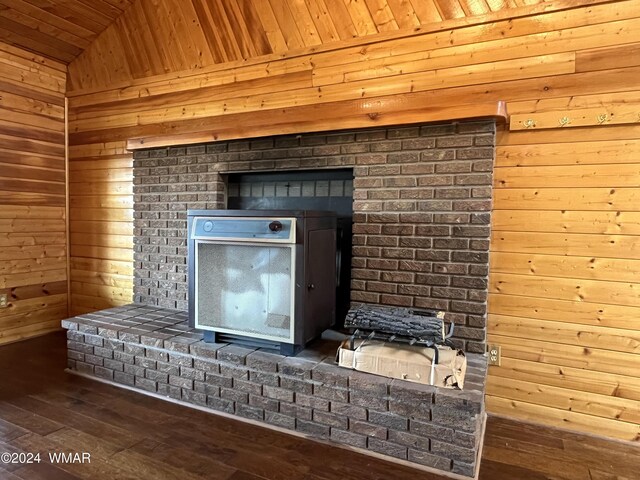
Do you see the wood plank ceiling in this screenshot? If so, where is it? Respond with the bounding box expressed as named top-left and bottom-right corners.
top-left (0, 0), bottom-right (136, 63)
top-left (1, 0), bottom-right (546, 74)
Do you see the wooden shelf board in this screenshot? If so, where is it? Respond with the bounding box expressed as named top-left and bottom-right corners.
top-left (126, 98), bottom-right (507, 150)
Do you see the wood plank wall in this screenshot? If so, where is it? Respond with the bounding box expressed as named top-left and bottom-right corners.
top-left (0, 42), bottom-right (68, 345)
top-left (65, 0), bottom-right (640, 441)
top-left (67, 140), bottom-right (133, 315)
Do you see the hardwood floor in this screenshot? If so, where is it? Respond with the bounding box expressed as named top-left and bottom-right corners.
top-left (0, 333), bottom-right (637, 480)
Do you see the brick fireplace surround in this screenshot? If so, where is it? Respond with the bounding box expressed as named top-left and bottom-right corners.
top-left (63, 120), bottom-right (495, 479)
top-left (133, 120), bottom-right (495, 353)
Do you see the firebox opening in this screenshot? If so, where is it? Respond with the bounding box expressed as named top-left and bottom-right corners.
top-left (225, 169), bottom-right (354, 328)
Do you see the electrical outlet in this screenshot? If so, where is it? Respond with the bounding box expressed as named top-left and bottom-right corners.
top-left (488, 344), bottom-right (501, 366)
top-left (0, 294), bottom-right (7, 308)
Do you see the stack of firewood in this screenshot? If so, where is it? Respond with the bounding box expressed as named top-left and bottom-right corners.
top-left (344, 303), bottom-right (451, 346)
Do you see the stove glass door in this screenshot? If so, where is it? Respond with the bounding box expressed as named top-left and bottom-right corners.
top-left (195, 241), bottom-right (294, 342)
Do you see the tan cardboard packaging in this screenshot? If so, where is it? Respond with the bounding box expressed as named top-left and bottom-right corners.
top-left (337, 339), bottom-right (467, 389)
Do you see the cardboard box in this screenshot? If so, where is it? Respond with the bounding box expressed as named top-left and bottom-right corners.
top-left (337, 339), bottom-right (467, 389)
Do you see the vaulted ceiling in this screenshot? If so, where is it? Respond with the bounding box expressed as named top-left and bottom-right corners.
top-left (1, 0), bottom-right (547, 71)
top-left (0, 0), bottom-right (135, 63)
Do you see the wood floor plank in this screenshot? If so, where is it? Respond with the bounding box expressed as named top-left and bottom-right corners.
top-left (478, 459), bottom-right (548, 480)
top-left (227, 472), bottom-right (271, 480)
top-left (12, 462), bottom-right (85, 480)
top-left (0, 403), bottom-right (65, 437)
top-left (588, 470), bottom-right (636, 480)
top-left (128, 438), bottom-right (239, 480)
top-left (9, 432), bottom-right (149, 480)
top-left (482, 444), bottom-right (591, 480)
top-left (3, 395), bottom-right (144, 451)
top-left (0, 462), bottom-right (23, 479)
top-left (0, 418), bottom-right (29, 441)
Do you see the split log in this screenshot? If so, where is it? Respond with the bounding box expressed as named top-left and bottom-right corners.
top-left (345, 304), bottom-right (445, 342)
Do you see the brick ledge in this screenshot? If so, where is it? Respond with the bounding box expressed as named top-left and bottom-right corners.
top-left (62, 303), bottom-right (487, 478)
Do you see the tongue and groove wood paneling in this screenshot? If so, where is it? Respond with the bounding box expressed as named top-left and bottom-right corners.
top-left (66, 0), bottom-right (548, 90)
top-left (489, 117), bottom-right (640, 441)
top-left (65, 0), bottom-right (640, 441)
top-left (0, 0), bottom-right (136, 63)
top-left (67, 141), bottom-right (133, 314)
top-left (0, 42), bottom-right (68, 345)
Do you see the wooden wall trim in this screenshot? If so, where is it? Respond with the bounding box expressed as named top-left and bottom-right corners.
top-left (126, 100), bottom-right (507, 150)
top-left (65, 97), bottom-right (71, 315)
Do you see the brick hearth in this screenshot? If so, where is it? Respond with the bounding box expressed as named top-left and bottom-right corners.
top-left (62, 304), bottom-right (487, 478)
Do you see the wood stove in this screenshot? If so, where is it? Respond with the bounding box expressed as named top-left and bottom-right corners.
top-left (187, 209), bottom-right (337, 355)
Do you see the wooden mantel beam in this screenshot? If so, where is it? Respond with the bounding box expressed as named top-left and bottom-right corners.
top-left (125, 96), bottom-right (507, 150)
